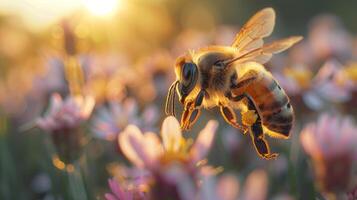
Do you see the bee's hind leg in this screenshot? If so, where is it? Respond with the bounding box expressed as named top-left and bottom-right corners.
top-left (250, 120), bottom-right (278, 160)
top-left (246, 96), bottom-right (278, 160)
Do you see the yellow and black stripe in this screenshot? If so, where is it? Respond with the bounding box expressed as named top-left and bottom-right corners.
top-left (231, 67), bottom-right (294, 139)
top-left (246, 75), bottom-right (293, 138)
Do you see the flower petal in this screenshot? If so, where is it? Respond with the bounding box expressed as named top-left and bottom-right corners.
top-left (80, 96), bottom-right (95, 119)
top-left (162, 165), bottom-right (196, 200)
top-left (216, 174), bottom-right (240, 200)
top-left (241, 169), bottom-right (268, 200)
top-left (199, 175), bottom-right (219, 200)
top-left (300, 123), bottom-right (322, 158)
top-left (190, 120), bottom-right (218, 163)
top-left (108, 179), bottom-right (126, 199)
top-left (128, 132), bottom-right (162, 169)
top-left (48, 93), bottom-right (63, 114)
top-left (118, 125), bottom-right (144, 167)
top-left (105, 193), bottom-right (119, 200)
top-left (161, 116), bottom-right (182, 152)
top-left (142, 132), bottom-right (163, 168)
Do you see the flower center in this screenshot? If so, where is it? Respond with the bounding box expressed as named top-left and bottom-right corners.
top-left (345, 64), bottom-right (357, 82)
top-left (284, 67), bottom-right (313, 89)
top-left (159, 138), bottom-right (193, 166)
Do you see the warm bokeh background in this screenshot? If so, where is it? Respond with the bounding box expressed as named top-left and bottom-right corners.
top-left (0, 0), bottom-right (356, 200)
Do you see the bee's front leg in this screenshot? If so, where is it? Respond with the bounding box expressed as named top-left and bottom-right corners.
top-left (180, 101), bottom-right (195, 130)
top-left (181, 108), bottom-right (201, 131)
top-left (180, 90), bottom-right (205, 130)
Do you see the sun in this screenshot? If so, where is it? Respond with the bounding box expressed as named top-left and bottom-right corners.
top-left (83, 0), bottom-right (119, 17)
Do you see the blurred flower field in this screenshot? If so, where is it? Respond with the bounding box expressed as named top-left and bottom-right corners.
top-left (0, 0), bottom-right (357, 200)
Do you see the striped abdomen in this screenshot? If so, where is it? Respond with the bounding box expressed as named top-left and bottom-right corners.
top-left (244, 73), bottom-right (294, 138)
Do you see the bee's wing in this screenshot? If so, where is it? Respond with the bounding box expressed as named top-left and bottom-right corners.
top-left (225, 36), bottom-right (303, 66)
top-left (232, 7), bottom-right (275, 53)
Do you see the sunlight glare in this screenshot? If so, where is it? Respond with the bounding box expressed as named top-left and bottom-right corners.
top-left (83, 0), bottom-right (119, 16)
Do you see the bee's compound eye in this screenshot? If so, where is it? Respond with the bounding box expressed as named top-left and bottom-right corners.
top-left (179, 62), bottom-right (198, 96)
top-left (182, 63), bottom-right (197, 82)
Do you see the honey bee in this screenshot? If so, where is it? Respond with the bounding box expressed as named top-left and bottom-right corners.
top-left (165, 7), bottom-right (302, 159)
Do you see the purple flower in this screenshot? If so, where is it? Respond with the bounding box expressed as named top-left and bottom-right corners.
top-left (241, 169), bottom-right (269, 200)
top-left (214, 174), bottom-right (240, 200)
top-left (105, 178), bottom-right (148, 200)
top-left (336, 62), bottom-right (357, 91)
top-left (36, 93), bottom-right (95, 133)
top-left (273, 65), bottom-right (313, 97)
top-left (274, 60), bottom-right (354, 110)
top-left (303, 60), bottom-right (352, 110)
top-left (91, 98), bottom-right (159, 141)
top-left (117, 116), bottom-right (219, 200)
top-left (198, 170), bottom-right (268, 200)
top-left (118, 116), bottom-right (218, 170)
top-left (36, 93), bottom-right (95, 164)
top-left (300, 114), bottom-right (357, 193)
top-left (308, 15), bottom-right (353, 61)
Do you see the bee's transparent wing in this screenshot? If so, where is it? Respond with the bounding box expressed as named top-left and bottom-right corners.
top-left (225, 36), bottom-right (303, 66)
top-left (232, 7), bottom-right (275, 53)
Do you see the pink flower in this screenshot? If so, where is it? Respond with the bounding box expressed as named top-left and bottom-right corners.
top-left (308, 15), bottom-right (353, 61)
top-left (274, 61), bottom-right (354, 110)
top-left (92, 98), bottom-right (158, 141)
top-left (118, 116), bottom-right (218, 200)
top-left (215, 174), bottom-right (240, 200)
top-left (36, 93), bottom-right (95, 132)
top-left (36, 93), bottom-right (95, 164)
top-left (310, 60), bottom-right (352, 102)
top-left (241, 169), bottom-right (269, 200)
top-left (336, 62), bottom-right (357, 91)
top-left (106, 164), bottom-right (152, 199)
top-left (273, 65), bottom-right (313, 96)
top-left (105, 178), bottom-right (148, 200)
top-left (174, 172), bottom-right (240, 200)
top-left (118, 116), bottom-right (218, 170)
top-left (198, 170), bottom-right (268, 200)
top-left (300, 114), bottom-right (357, 193)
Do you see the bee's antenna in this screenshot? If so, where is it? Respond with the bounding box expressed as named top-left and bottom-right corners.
top-left (171, 81), bottom-right (178, 117)
top-left (165, 83), bottom-right (174, 115)
top-left (165, 81), bottom-right (178, 116)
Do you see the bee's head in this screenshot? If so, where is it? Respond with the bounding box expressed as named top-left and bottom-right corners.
top-left (174, 55), bottom-right (199, 104)
top-left (165, 54), bottom-right (199, 116)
